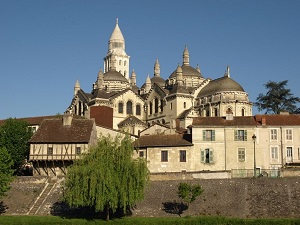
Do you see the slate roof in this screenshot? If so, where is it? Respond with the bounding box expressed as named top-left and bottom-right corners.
top-left (29, 118), bottom-right (94, 143)
top-left (134, 134), bottom-right (192, 148)
top-left (169, 65), bottom-right (202, 78)
top-left (192, 116), bottom-right (257, 127)
top-left (118, 115), bottom-right (146, 128)
top-left (92, 89), bottom-right (119, 99)
top-left (198, 76), bottom-right (244, 97)
top-left (104, 70), bottom-right (129, 82)
top-left (168, 84), bottom-right (194, 95)
top-left (255, 114), bottom-right (300, 126)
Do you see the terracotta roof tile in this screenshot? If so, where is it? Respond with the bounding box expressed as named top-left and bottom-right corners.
top-left (134, 134), bottom-right (192, 148)
top-left (192, 116), bottom-right (257, 127)
top-left (29, 118), bottom-right (94, 143)
top-left (255, 114), bottom-right (300, 126)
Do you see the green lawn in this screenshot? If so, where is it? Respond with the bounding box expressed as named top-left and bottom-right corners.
top-left (1, 216), bottom-right (300, 225)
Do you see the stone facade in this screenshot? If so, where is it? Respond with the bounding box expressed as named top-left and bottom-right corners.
top-left (66, 20), bottom-right (252, 134)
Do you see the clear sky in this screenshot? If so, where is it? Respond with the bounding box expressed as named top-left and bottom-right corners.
top-left (1, 0), bottom-right (299, 119)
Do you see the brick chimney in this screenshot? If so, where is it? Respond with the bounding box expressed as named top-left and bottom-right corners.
top-left (261, 116), bottom-right (266, 126)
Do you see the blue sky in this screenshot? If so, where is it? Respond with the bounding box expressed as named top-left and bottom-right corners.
top-left (1, 0), bottom-right (299, 119)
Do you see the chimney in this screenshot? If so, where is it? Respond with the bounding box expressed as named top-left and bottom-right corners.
top-left (63, 113), bottom-right (73, 126)
top-left (261, 116), bottom-right (266, 126)
top-left (226, 108), bottom-right (233, 120)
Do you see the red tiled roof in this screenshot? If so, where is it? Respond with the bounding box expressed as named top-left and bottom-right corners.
top-left (29, 118), bottom-right (94, 143)
top-left (134, 134), bottom-right (192, 148)
top-left (255, 114), bottom-right (300, 126)
top-left (192, 116), bottom-right (257, 127)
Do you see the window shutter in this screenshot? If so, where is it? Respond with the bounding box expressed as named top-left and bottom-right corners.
top-left (234, 130), bottom-right (238, 141)
top-left (202, 130), bottom-right (206, 141)
top-left (209, 149), bottom-right (214, 163)
top-left (212, 130), bottom-right (215, 141)
top-left (201, 150), bottom-right (205, 163)
top-left (244, 130), bottom-right (247, 141)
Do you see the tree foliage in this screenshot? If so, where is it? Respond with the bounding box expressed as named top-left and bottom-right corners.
top-left (254, 80), bottom-right (300, 114)
top-left (0, 118), bottom-right (33, 171)
top-left (64, 135), bottom-right (149, 220)
top-left (0, 147), bottom-right (14, 197)
top-left (177, 182), bottom-right (204, 207)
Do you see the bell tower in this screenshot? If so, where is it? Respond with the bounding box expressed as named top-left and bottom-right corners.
top-left (103, 19), bottom-right (130, 80)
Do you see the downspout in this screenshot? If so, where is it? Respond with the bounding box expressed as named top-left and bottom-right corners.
top-left (280, 126), bottom-right (284, 167)
top-left (224, 126), bottom-right (227, 171)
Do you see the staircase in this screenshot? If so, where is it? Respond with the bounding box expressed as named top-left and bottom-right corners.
top-left (27, 179), bottom-right (56, 215)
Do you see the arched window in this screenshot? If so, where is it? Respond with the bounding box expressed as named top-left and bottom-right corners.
top-left (124, 61), bottom-right (127, 66)
top-left (119, 60), bottom-right (122, 65)
top-left (149, 102), bottom-right (153, 115)
top-left (242, 108), bottom-right (245, 116)
top-left (155, 98), bottom-right (159, 113)
top-left (162, 119), bottom-right (165, 124)
top-left (127, 101), bottom-right (133, 114)
top-left (206, 109), bottom-right (210, 117)
top-left (136, 104), bottom-right (141, 115)
top-left (118, 102), bottom-right (123, 114)
top-left (184, 102), bottom-right (186, 109)
top-left (160, 99), bottom-right (164, 112)
top-left (170, 103), bottom-right (173, 110)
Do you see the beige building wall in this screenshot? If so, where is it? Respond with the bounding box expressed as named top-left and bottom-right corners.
top-left (112, 91), bottom-right (145, 129)
top-left (138, 146), bottom-right (193, 173)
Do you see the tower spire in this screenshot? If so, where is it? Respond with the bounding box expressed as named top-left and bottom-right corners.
top-left (183, 46), bottom-right (190, 66)
top-left (154, 58), bottom-right (160, 77)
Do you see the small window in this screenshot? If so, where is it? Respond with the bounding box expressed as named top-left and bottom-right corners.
top-left (119, 60), bottom-right (122, 65)
top-left (180, 150), bottom-right (186, 162)
top-left (124, 61), bottom-right (127, 66)
top-left (201, 149), bottom-right (213, 164)
top-left (238, 148), bottom-right (245, 162)
top-left (47, 147), bottom-right (53, 155)
top-left (161, 150), bottom-right (168, 162)
top-left (202, 130), bottom-right (215, 141)
top-left (286, 129), bottom-right (292, 140)
top-left (118, 102), bottom-right (123, 114)
top-left (136, 104), bottom-right (141, 115)
top-left (271, 147), bottom-right (278, 160)
top-left (234, 130), bottom-right (247, 141)
top-left (170, 103), bottom-right (172, 110)
top-left (76, 147), bottom-right (81, 155)
top-left (183, 102), bottom-right (186, 109)
top-left (214, 108), bottom-right (218, 117)
top-left (139, 151), bottom-right (145, 158)
top-left (271, 129), bottom-right (277, 140)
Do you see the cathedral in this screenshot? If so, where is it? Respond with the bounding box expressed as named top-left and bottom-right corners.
top-left (66, 20), bottom-right (252, 136)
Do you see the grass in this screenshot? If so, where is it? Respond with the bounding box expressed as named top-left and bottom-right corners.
top-left (1, 216), bottom-right (300, 225)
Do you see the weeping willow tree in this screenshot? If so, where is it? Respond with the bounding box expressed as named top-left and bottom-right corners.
top-left (63, 135), bottom-right (149, 220)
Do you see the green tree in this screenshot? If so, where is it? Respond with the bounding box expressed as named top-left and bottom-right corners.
top-left (0, 118), bottom-right (33, 172)
top-left (0, 147), bottom-right (14, 197)
top-left (255, 80), bottom-right (300, 114)
top-left (177, 182), bottom-right (204, 208)
top-left (64, 135), bottom-right (149, 221)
